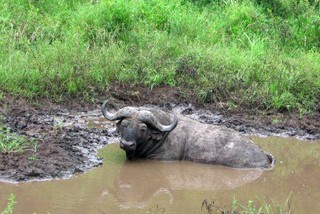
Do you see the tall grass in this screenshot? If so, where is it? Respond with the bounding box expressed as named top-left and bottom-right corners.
top-left (0, 0), bottom-right (319, 112)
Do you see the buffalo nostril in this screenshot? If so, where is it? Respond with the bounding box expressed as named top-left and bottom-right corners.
top-left (120, 141), bottom-right (135, 150)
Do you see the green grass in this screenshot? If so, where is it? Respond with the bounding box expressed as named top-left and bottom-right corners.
top-left (1, 194), bottom-right (16, 214)
top-left (201, 193), bottom-right (292, 214)
top-left (0, 0), bottom-right (319, 113)
top-left (0, 126), bottom-right (35, 153)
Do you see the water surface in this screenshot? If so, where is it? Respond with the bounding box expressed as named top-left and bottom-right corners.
top-left (0, 137), bottom-right (319, 213)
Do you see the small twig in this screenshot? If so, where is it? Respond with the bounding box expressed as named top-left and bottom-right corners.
top-left (96, 207), bottom-right (107, 214)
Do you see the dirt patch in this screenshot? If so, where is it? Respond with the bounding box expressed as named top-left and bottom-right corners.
top-left (0, 98), bottom-right (114, 182)
top-left (0, 85), bottom-right (319, 182)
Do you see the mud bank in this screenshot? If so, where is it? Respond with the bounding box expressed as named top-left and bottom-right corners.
top-left (0, 104), bottom-right (116, 182)
top-left (173, 104), bottom-right (320, 140)
top-left (0, 93), bottom-right (319, 182)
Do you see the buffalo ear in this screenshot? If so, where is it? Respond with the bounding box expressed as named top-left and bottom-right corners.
top-left (115, 120), bottom-right (122, 132)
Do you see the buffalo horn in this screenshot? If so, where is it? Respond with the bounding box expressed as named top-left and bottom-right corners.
top-left (101, 100), bottom-right (136, 121)
top-left (137, 110), bottom-right (178, 132)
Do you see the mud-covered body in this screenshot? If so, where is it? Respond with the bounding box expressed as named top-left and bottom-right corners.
top-left (146, 116), bottom-right (273, 168)
top-left (102, 101), bottom-right (274, 168)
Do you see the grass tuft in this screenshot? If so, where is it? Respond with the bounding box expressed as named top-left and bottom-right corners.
top-left (0, 126), bottom-right (36, 153)
top-left (201, 193), bottom-right (293, 214)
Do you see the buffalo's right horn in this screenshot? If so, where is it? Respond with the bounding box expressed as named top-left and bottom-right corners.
top-left (137, 110), bottom-right (178, 132)
top-left (101, 100), bottom-right (136, 121)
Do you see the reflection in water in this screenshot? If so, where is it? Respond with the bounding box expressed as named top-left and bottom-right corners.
top-left (0, 137), bottom-right (320, 214)
top-left (105, 160), bottom-right (262, 209)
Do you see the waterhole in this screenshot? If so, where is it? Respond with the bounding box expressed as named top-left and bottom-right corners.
top-left (0, 137), bottom-right (319, 213)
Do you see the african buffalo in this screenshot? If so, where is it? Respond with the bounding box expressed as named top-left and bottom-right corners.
top-left (102, 101), bottom-right (274, 168)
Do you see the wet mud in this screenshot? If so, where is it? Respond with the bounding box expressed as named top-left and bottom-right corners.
top-left (0, 91), bottom-right (319, 182)
top-left (172, 104), bottom-right (320, 140)
top-left (0, 105), bottom-right (115, 182)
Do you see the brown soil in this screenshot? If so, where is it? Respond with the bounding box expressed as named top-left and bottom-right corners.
top-left (0, 85), bottom-right (319, 182)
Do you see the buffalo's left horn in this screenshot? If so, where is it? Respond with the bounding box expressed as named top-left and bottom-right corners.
top-left (101, 100), bottom-right (136, 121)
top-left (137, 110), bottom-right (178, 132)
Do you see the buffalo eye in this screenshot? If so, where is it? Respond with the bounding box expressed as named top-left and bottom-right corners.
top-left (139, 124), bottom-right (147, 133)
top-left (120, 120), bottom-right (129, 128)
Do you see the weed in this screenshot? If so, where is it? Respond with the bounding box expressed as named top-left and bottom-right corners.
top-left (1, 194), bottom-right (16, 214)
top-left (201, 193), bottom-right (293, 214)
top-left (27, 156), bottom-right (38, 161)
top-left (272, 119), bottom-right (280, 124)
top-left (146, 205), bottom-right (165, 214)
top-left (0, 126), bottom-right (35, 153)
top-left (28, 142), bottom-right (39, 161)
top-left (53, 117), bottom-right (64, 131)
top-left (201, 199), bottom-right (215, 214)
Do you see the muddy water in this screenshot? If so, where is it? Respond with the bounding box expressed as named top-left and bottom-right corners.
top-left (0, 137), bottom-right (319, 213)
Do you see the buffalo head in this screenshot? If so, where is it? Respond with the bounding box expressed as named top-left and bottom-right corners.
top-left (101, 100), bottom-right (178, 159)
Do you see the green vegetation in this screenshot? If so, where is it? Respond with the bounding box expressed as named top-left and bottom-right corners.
top-left (1, 0), bottom-right (319, 113)
top-left (201, 194), bottom-right (292, 214)
top-left (0, 126), bottom-right (35, 153)
top-left (27, 142), bottom-right (39, 161)
top-left (1, 194), bottom-right (16, 214)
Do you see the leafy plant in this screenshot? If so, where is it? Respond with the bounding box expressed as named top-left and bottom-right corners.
top-left (0, 126), bottom-right (35, 153)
